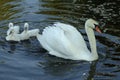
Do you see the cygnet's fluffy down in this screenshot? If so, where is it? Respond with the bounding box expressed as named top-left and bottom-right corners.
top-left (6, 27), bottom-right (21, 42)
top-left (20, 23), bottom-right (39, 40)
top-left (7, 23), bottom-right (20, 36)
top-left (20, 23), bottom-right (30, 40)
top-left (28, 29), bottom-right (39, 37)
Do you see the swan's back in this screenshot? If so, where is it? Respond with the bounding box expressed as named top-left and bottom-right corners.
top-left (38, 22), bottom-right (90, 60)
top-left (54, 22), bottom-right (87, 49)
top-left (54, 22), bottom-right (77, 31)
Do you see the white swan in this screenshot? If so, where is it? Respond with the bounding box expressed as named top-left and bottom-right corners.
top-left (7, 23), bottom-right (20, 36)
top-left (6, 27), bottom-right (21, 42)
top-left (37, 19), bottom-right (101, 61)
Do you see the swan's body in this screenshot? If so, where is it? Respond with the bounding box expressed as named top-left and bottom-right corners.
top-left (37, 19), bottom-right (101, 61)
top-left (7, 23), bottom-right (20, 36)
top-left (6, 27), bottom-right (21, 42)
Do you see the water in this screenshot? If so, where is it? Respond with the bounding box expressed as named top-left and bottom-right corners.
top-left (0, 0), bottom-right (120, 80)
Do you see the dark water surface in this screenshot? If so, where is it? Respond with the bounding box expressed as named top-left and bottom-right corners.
top-left (0, 0), bottom-right (120, 80)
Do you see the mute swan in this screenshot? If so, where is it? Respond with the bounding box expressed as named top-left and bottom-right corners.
top-left (6, 27), bottom-right (21, 42)
top-left (7, 23), bottom-right (20, 36)
top-left (37, 19), bottom-right (101, 61)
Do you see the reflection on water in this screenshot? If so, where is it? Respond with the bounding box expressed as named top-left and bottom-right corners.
top-left (0, 0), bottom-right (120, 80)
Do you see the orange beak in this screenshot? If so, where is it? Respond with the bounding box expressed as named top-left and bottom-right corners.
top-left (95, 26), bottom-right (102, 33)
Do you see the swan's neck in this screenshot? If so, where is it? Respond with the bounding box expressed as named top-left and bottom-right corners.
top-left (85, 26), bottom-right (98, 60)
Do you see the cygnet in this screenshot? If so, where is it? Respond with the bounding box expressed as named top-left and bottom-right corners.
top-left (7, 23), bottom-right (20, 36)
top-left (6, 27), bottom-right (21, 42)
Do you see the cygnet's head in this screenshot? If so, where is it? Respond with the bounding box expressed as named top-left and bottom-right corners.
top-left (85, 19), bottom-right (101, 33)
top-left (24, 23), bottom-right (29, 31)
top-left (8, 23), bottom-right (13, 28)
top-left (9, 28), bottom-right (14, 35)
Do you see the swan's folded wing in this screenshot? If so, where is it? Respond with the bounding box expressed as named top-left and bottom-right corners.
top-left (41, 26), bottom-right (74, 56)
top-left (54, 22), bottom-right (87, 49)
top-left (40, 25), bottom-right (89, 59)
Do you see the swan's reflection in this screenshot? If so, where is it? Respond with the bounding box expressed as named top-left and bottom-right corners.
top-left (86, 61), bottom-right (98, 80)
top-left (37, 53), bottom-right (99, 80)
top-left (10, 43), bottom-right (16, 51)
top-left (38, 55), bottom-right (78, 76)
top-left (38, 53), bottom-right (94, 79)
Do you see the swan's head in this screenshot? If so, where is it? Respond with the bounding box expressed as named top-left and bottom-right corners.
top-left (8, 23), bottom-right (13, 28)
top-left (24, 23), bottom-right (29, 31)
top-left (85, 19), bottom-right (101, 33)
